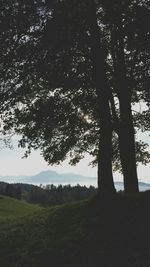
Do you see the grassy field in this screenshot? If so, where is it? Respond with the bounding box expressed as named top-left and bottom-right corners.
top-left (0, 192), bottom-right (150, 266)
top-left (0, 195), bottom-right (41, 220)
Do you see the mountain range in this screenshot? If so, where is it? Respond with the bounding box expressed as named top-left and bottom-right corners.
top-left (0, 170), bottom-right (150, 191)
top-left (0, 170), bottom-right (96, 185)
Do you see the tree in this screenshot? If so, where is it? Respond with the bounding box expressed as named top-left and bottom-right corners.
top-left (87, 0), bottom-right (115, 194)
top-left (100, 0), bottom-right (139, 192)
top-left (0, 0), bottom-right (116, 195)
top-left (101, 0), bottom-right (150, 192)
top-left (0, 0), bottom-right (149, 194)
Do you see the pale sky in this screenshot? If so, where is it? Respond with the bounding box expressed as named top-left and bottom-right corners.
top-left (0, 136), bottom-right (97, 177)
top-left (0, 145), bottom-right (97, 177)
top-left (0, 133), bottom-right (149, 183)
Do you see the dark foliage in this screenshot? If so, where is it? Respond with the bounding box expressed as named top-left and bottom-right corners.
top-left (0, 181), bottom-right (96, 206)
top-left (0, 182), bottom-right (21, 199)
top-left (0, 0), bottom-right (149, 194)
top-left (27, 184), bottom-right (96, 206)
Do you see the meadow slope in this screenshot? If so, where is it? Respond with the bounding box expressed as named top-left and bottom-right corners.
top-left (0, 193), bottom-right (150, 266)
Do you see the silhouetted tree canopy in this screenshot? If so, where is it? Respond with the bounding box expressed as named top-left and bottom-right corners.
top-left (0, 0), bottom-right (150, 193)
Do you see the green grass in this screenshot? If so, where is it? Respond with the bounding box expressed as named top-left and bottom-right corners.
top-left (0, 192), bottom-right (150, 267)
top-left (0, 195), bottom-right (41, 220)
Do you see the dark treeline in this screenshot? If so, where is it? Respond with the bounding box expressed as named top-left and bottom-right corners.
top-left (0, 182), bottom-right (96, 206)
top-left (0, 182), bottom-right (21, 200)
top-left (28, 184), bottom-right (96, 206)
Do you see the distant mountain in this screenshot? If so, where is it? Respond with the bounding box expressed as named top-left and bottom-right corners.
top-left (0, 170), bottom-right (150, 191)
top-left (0, 170), bottom-right (96, 185)
top-left (115, 181), bottom-right (150, 192)
top-left (26, 170), bottom-right (96, 184)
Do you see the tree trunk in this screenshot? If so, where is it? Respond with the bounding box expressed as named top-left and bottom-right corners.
top-left (97, 117), bottom-right (115, 195)
top-left (114, 15), bottom-right (139, 193)
top-left (88, 0), bottom-right (116, 195)
top-left (119, 94), bottom-right (139, 193)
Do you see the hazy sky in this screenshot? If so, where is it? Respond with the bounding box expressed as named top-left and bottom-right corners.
top-left (0, 133), bottom-right (149, 183)
top-left (0, 135), bottom-right (96, 176)
top-left (0, 141), bottom-right (97, 177)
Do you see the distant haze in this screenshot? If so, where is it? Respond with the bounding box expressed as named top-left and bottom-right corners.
top-left (0, 134), bottom-right (149, 184)
top-left (0, 170), bottom-right (150, 192)
top-left (0, 170), bottom-right (97, 186)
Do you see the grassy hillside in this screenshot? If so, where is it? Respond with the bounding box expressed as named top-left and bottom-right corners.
top-left (0, 195), bottom-right (41, 220)
top-left (0, 192), bottom-right (150, 266)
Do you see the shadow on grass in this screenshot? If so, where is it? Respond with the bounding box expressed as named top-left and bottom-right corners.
top-left (0, 191), bottom-right (150, 267)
